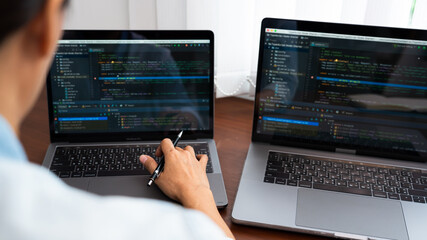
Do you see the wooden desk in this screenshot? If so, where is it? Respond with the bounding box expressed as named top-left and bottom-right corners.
top-left (20, 90), bottom-right (326, 240)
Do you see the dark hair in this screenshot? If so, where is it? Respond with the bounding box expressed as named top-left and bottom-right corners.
top-left (0, 0), bottom-right (69, 44)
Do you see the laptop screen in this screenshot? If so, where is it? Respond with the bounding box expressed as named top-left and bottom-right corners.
top-left (47, 31), bottom-right (213, 141)
top-left (253, 19), bottom-right (427, 162)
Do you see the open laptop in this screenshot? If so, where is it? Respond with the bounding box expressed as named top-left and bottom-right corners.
top-left (42, 30), bottom-right (227, 207)
top-left (232, 18), bottom-right (427, 239)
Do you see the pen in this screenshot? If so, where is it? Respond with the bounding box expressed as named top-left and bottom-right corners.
top-left (147, 130), bottom-right (183, 186)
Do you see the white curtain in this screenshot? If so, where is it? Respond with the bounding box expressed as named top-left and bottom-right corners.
top-left (64, 0), bottom-right (426, 98)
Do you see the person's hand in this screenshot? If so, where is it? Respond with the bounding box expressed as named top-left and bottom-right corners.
top-left (139, 138), bottom-right (212, 207)
top-left (139, 138), bottom-right (235, 239)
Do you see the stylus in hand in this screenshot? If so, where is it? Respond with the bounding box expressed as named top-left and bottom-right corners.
top-left (147, 130), bottom-right (183, 186)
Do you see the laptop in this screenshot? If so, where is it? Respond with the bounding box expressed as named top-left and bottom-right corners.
top-left (42, 30), bottom-right (228, 207)
top-left (232, 18), bottom-right (427, 239)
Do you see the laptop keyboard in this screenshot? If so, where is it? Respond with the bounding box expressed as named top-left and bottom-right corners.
top-left (264, 151), bottom-right (427, 204)
top-left (50, 143), bottom-right (213, 178)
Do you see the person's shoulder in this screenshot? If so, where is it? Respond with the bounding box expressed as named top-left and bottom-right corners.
top-left (0, 158), bottom-right (48, 177)
top-left (0, 158), bottom-right (63, 193)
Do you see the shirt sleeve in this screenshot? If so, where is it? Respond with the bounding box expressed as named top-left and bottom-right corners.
top-left (0, 160), bottom-right (229, 240)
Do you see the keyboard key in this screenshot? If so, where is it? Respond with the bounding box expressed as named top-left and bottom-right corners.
top-left (51, 161), bottom-right (71, 167)
top-left (341, 174), bottom-right (351, 181)
top-left (295, 169), bottom-right (306, 176)
top-left (365, 178), bottom-right (376, 184)
top-left (388, 193), bottom-right (400, 200)
top-left (59, 171), bottom-right (71, 178)
top-left (409, 189), bottom-right (427, 197)
top-left (355, 165), bottom-right (366, 171)
top-left (344, 164), bottom-right (354, 170)
top-left (268, 152), bottom-right (278, 161)
top-left (265, 171), bottom-right (276, 177)
top-left (322, 161), bottom-right (332, 167)
top-left (266, 166), bottom-right (284, 172)
top-left (385, 175), bottom-right (396, 181)
top-left (329, 173), bottom-right (340, 179)
top-left (267, 161), bottom-right (282, 168)
top-left (71, 172), bottom-right (82, 178)
top-left (287, 180), bottom-right (298, 186)
top-left (413, 196), bottom-right (426, 203)
top-left (318, 171), bottom-right (328, 178)
top-left (353, 176), bottom-right (363, 182)
top-left (412, 184), bottom-right (427, 191)
top-left (290, 174), bottom-right (301, 181)
top-left (336, 180), bottom-right (347, 187)
top-left (333, 163), bottom-right (343, 168)
top-left (313, 177), bottom-right (323, 183)
top-left (83, 171), bottom-right (97, 177)
top-left (275, 178), bottom-right (286, 185)
top-left (376, 179), bottom-right (387, 185)
top-left (400, 195), bottom-right (412, 202)
top-left (362, 172), bottom-right (373, 178)
top-left (389, 181), bottom-right (400, 187)
top-left (396, 188), bottom-right (409, 195)
top-left (301, 176), bottom-right (312, 182)
top-left (264, 177), bottom-right (275, 183)
top-left (373, 191), bottom-right (387, 198)
top-left (50, 165), bottom-right (75, 172)
top-left (301, 159), bottom-right (311, 164)
top-left (374, 173), bottom-right (385, 179)
top-left (324, 178), bottom-right (335, 185)
top-left (384, 186), bottom-right (395, 193)
top-left (299, 181), bottom-right (312, 188)
top-left (313, 183), bottom-right (372, 196)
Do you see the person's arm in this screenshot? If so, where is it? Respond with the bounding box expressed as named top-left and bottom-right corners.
top-left (140, 139), bottom-right (235, 240)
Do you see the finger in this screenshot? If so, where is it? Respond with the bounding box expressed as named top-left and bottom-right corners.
top-left (139, 155), bottom-right (158, 174)
top-left (184, 145), bottom-right (196, 157)
top-left (155, 145), bottom-right (163, 157)
top-left (175, 146), bottom-right (184, 151)
top-left (157, 138), bottom-right (174, 157)
top-left (197, 154), bottom-right (208, 170)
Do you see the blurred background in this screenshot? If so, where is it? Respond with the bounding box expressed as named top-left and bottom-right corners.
top-left (64, 0), bottom-right (427, 99)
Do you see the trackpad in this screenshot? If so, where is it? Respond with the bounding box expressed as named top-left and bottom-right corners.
top-left (88, 176), bottom-right (170, 201)
top-left (296, 189), bottom-right (408, 240)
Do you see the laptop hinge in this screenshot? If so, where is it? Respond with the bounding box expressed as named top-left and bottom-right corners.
top-left (335, 148), bottom-right (356, 155)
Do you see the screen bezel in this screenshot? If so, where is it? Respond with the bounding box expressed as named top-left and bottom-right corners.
top-left (252, 18), bottom-right (427, 162)
top-left (47, 30), bottom-right (214, 143)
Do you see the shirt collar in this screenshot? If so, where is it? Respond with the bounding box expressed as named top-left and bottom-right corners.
top-left (0, 115), bottom-right (27, 162)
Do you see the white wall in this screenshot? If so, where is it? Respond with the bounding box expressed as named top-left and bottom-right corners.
top-left (64, 0), bottom-right (130, 29)
top-left (128, 0), bottom-right (157, 29)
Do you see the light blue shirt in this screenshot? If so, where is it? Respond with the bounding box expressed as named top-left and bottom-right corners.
top-left (0, 116), bottom-right (27, 161)
top-left (0, 115), bottom-right (228, 240)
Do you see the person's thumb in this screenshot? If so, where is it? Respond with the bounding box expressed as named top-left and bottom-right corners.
top-left (140, 155), bottom-right (158, 174)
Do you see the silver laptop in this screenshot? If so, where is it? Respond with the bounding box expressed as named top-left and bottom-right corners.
top-left (42, 30), bottom-right (227, 207)
top-left (232, 18), bottom-right (427, 239)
